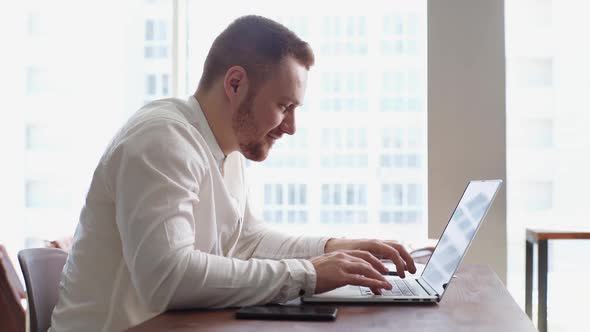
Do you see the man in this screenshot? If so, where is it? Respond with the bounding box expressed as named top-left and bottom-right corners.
top-left (50, 15), bottom-right (416, 331)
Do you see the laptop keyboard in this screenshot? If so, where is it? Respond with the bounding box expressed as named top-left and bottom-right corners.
top-left (361, 279), bottom-right (417, 296)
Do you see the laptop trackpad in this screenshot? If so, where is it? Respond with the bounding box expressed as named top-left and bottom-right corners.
top-left (313, 285), bottom-right (363, 298)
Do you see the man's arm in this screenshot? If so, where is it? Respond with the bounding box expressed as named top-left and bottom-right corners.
top-left (231, 197), bottom-right (331, 260)
top-left (230, 176), bottom-right (416, 277)
top-left (106, 119), bottom-right (315, 311)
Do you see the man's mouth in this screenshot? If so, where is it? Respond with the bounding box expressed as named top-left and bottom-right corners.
top-left (267, 133), bottom-right (281, 141)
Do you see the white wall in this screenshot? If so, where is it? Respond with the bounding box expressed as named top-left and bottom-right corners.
top-left (428, 0), bottom-right (507, 282)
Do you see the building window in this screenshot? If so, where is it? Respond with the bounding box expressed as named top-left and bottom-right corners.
top-left (320, 72), bottom-right (368, 112)
top-left (161, 74), bottom-right (169, 95)
top-left (321, 128), bottom-right (368, 168)
top-left (380, 127), bottom-right (423, 169)
top-left (145, 73), bottom-right (170, 97)
top-left (525, 181), bottom-right (553, 211)
top-left (276, 16), bottom-right (310, 39)
top-left (258, 128), bottom-right (309, 168)
top-left (25, 180), bottom-right (69, 209)
top-left (185, 1), bottom-right (427, 238)
top-left (380, 183), bottom-right (423, 224)
top-left (26, 66), bottom-right (43, 96)
top-left (381, 70), bottom-right (421, 112)
top-left (145, 19), bottom-right (167, 42)
top-left (27, 11), bottom-right (41, 36)
top-left (263, 183), bottom-right (308, 224)
top-left (381, 13), bottom-right (420, 56)
top-left (321, 16), bottom-right (368, 56)
top-left (523, 118), bottom-right (553, 149)
top-left (25, 125), bottom-right (56, 151)
top-left (513, 58), bottom-right (553, 88)
top-left (146, 74), bottom-right (156, 95)
top-left (321, 184), bottom-right (368, 224)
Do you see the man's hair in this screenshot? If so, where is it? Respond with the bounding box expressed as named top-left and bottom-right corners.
top-left (198, 15), bottom-right (315, 91)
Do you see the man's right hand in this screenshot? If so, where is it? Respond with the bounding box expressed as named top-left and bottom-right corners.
top-left (310, 250), bottom-right (393, 295)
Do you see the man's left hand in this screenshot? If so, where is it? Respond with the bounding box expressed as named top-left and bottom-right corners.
top-left (324, 238), bottom-right (417, 278)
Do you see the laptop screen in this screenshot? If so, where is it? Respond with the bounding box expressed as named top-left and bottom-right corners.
top-left (421, 180), bottom-right (502, 297)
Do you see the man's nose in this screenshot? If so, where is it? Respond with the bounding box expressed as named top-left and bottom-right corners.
top-left (280, 111), bottom-right (296, 135)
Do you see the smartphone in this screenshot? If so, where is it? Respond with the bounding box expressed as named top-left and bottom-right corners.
top-left (235, 305), bottom-right (338, 321)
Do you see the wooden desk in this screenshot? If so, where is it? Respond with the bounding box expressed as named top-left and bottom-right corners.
top-left (127, 264), bottom-right (535, 332)
top-left (525, 228), bottom-right (590, 332)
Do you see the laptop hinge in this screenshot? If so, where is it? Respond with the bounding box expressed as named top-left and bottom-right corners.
top-left (417, 278), bottom-right (440, 299)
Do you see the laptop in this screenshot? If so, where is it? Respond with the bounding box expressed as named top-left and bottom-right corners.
top-left (302, 179), bottom-right (502, 303)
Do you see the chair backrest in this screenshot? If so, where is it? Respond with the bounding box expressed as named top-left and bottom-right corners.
top-left (0, 244), bottom-right (26, 332)
top-left (18, 248), bottom-right (67, 332)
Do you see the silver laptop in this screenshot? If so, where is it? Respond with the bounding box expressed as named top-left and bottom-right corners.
top-left (302, 179), bottom-right (502, 303)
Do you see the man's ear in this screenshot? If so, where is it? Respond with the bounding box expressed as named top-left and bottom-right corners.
top-left (223, 66), bottom-right (248, 104)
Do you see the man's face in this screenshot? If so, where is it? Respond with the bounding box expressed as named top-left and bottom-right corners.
top-left (232, 56), bottom-right (308, 161)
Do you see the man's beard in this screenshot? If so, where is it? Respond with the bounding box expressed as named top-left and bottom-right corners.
top-left (232, 93), bottom-right (269, 161)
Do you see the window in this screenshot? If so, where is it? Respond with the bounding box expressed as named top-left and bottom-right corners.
top-left (145, 73), bottom-right (170, 97)
top-left (257, 128), bottom-right (310, 168)
top-left (381, 70), bottom-right (421, 112)
top-left (380, 183), bottom-right (422, 224)
top-left (25, 125), bottom-right (68, 151)
top-left (524, 181), bottom-right (553, 211)
top-left (381, 13), bottom-right (419, 56)
top-left (6, 0), bottom-right (425, 258)
top-left (142, 3), bottom-right (173, 105)
top-left (321, 16), bottom-right (368, 55)
top-left (27, 11), bottom-right (41, 37)
top-left (263, 184), bottom-right (308, 224)
top-left (144, 19), bottom-right (169, 59)
top-left (185, 0), bottom-right (427, 238)
top-left (25, 180), bottom-right (70, 209)
top-left (506, 1), bottom-right (590, 330)
top-left (380, 127), bottom-right (423, 169)
top-left (12, 0), bottom-right (174, 246)
top-left (25, 66), bottom-right (44, 96)
top-left (321, 184), bottom-right (368, 224)
top-left (522, 118), bottom-right (553, 149)
top-left (321, 128), bottom-right (368, 168)
top-left (321, 72), bottom-right (368, 112)
top-left (146, 74), bottom-right (156, 95)
top-left (512, 58), bottom-right (553, 88)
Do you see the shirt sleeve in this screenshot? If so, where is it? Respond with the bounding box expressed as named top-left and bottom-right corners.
top-left (104, 118), bottom-right (316, 311)
top-left (232, 194), bottom-right (331, 261)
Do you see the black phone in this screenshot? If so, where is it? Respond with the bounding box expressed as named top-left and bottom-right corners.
top-left (235, 305), bottom-right (338, 321)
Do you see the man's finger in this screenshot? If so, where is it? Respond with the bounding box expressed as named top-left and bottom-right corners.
top-left (370, 287), bottom-right (382, 295)
top-left (346, 273), bottom-right (392, 290)
top-left (371, 243), bottom-right (407, 278)
top-left (344, 259), bottom-right (390, 285)
top-left (344, 250), bottom-right (389, 274)
top-left (387, 242), bottom-right (417, 274)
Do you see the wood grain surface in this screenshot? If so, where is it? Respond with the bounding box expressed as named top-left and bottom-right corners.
top-left (127, 264), bottom-right (536, 332)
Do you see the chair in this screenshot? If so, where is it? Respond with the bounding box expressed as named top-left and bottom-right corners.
top-left (18, 248), bottom-right (67, 332)
top-left (0, 244), bottom-right (26, 332)
top-left (410, 246), bottom-right (435, 264)
top-left (45, 235), bottom-right (74, 252)
top-left (408, 238), bottom-right (437, 265)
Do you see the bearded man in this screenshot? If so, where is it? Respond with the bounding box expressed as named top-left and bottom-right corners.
top-left (49, 15), bottom-right (415, 332)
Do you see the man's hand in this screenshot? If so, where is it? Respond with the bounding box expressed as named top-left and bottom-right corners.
top-left (324, 238), bottom-right (417, 278)
top-left (310, 250), bottom-right (392, 295)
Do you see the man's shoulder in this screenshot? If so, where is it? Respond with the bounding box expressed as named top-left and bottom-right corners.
top-left (131, 98), bottom-right (192, 127)
top-left (103, 99), bottom-right (211, 164)
top-left (117, 98), bottom-right (208, 144)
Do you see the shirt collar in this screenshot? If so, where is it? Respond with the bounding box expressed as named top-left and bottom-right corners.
top-left (186, 95), bottom-right (226, 169)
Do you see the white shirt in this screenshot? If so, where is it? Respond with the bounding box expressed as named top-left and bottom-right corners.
top-left (49, 96), bottom-right (330, 332)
